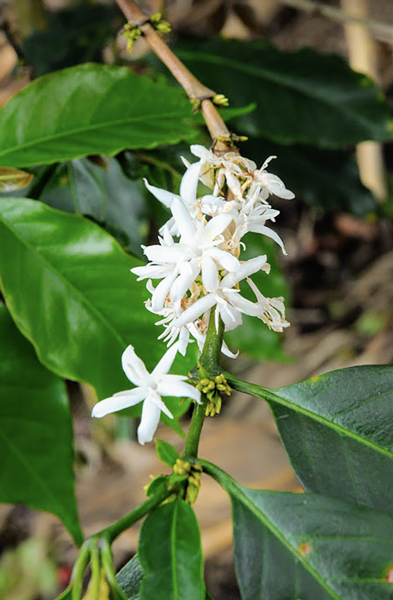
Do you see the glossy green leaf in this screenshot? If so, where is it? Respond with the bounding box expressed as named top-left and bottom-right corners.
top-left (36, 157), bottom-right (149, 255)
top-left (176, 39), bottom-right (392, 147)
top-left (0, 303), bottom-right (82, 545)
top-left (116, 554), bottom-right (214, 600)
top-left (139, 498), bottom-right (205, 600)
top-left (228, 367), bottom-right (393, 516)
top-left (0, 63), bottom-right (194, 168)
top-left (155, 439), bottom-right (180, 467)
top-left (243, 138), bottom-right (376, 216)
top-left (116, 555), bottom-right (143, 600)
top-left (0, 199), bottom-right (196, 415)
top-left (203, 460), bottom-right (393, 600)
top-left (225, 233), bottom-right (290, 361)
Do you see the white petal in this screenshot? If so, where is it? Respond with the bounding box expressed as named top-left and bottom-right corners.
top-left (122, 345), bottom-right (150, 385)
top-left (203, 213), bottom-right (233, 241)
top-left (92, 387), bottom-right (146, 418)
top-left (148, 388), bottom-right (174, 419)
top-left (227, 291), bottom-right (261, 316)
top-left (137, 397), bottom-right (162, 445)
top-left (152, 273), bottom-right (177, 311)
top-left (170, 261), bottom-right (199, 303)
top-left (219, 302), bottom-right (243, 330)
top-left (221, 340), bottom-right (239, 359)
top-left (158, 377), bottom-right (202, 404)
top-left (248, 223), bottom-right (287, 254)
top-left (152, 343), bottom-right (179, 378)
top-left (144, 178), bottom-right (177, 208)
top-left (221, 255), bottom-right (267, 287)
top-left (190, 145), bottom-right (211, 159)
top-left (180, 161), bottom-right (201, 205)
top-left (173, 294), bottom-right (217, 327)
top-left (202, 254), bottom-right (219, 293)
top-left (207, 247), bottom-right (240, 273)
top-left (177, 327), bottom-right (191, 356)
top-left (171, 197), bottom-right (196, 240)
top-left (144, 244), bottom-right (186, 264)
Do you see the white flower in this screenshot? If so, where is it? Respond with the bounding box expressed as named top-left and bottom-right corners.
top-left (132, 198), bottom-right (240, 311)
top-left (250, 156), bottom-right (295, 201)
top-left (172, 256), bottom-right (271, 332)
top-left (92, 344), bottom-right (201, 445)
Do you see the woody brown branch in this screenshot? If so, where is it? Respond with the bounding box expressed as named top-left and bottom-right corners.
top-left (115, 0), bottom-right (234, 152)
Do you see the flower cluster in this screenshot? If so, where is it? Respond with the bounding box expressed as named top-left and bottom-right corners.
top-left (133, 145), bottom-right (294, 357)
top-left (92, 145), bottom-right (294, 444)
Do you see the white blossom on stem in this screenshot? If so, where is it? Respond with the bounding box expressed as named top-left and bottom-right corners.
top-left (131, 197), bottom-right (240, 311)
top-left (92, 344), bottom-right (201, 445)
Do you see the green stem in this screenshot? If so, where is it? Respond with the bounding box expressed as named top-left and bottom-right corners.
top-left (97, 485), bottom-right (172, 544)
top-left (71, 544), bottom-right (90, 600)
top-left (183, 308), bottom-right (224, 458)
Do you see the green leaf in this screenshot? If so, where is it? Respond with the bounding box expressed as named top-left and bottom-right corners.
top-left (36, 157), bottom-right (149, 255)
top-left (0, 198), bottom-right (196, 410)
top-left (0, 303), bottom-right (82, 545)
top-left (139, 499), bottom-right (205, 600)
top-left (175, 39), bottom-right (392, 147)
top-left (0, 63), bottom-right (194, 168)
top-left (225, 233), bottom-right (290, 361)
top-left (116, 555), bottom-right (143, 600)
top-left (202, 460), bottom-right (393, 600)
top-left (228, 367), bottom-right (393, 516)
top-left (155, 439), bottom-right (180, 467)
top-left (243, 138), bottom-right (376, 216)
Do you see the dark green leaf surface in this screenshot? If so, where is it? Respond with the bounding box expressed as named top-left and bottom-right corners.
top-left (0, 304), bottom-right (82, 545)
top-left (139, 499), bottom-right (205, 600)
top-left (226, 233), bottom-right (290, 361)
top-left (0, 63), bottom-right (194, 168)
top-left (0, 199), bottom-right (195, 412)
top-left (36, 157), bottom-right (149, 255)
top-left (117, 555), bottom-right (143, 600)
top-left (176, 40), bottom-right (392, 147)
top-left (155, 439), bottom-right (180, 467)
top-left (228, 367), bottom-right (393, 516)
top-left (21, 4), bottom-right (115, 76)
top-left (203, 461), bottom-right (393, 600)
top-left (243, 138), bottom-right (376, 216)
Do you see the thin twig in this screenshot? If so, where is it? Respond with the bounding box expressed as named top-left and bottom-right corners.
top-left (115, 0), bottom-right (233, 151)
top-left (274, 0), bottom-right (393, 43)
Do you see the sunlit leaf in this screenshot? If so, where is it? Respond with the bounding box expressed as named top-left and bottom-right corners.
top-left (0, 64), bottom-right (194, 168)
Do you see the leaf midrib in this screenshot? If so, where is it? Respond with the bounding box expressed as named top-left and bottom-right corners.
top-left (0, 110), bottom-right (191, 162)
top-left (227, 375), bottom-right (393, 461)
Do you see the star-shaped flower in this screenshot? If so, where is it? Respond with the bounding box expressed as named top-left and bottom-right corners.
top-left (92, 344), bottom-right (200, 445)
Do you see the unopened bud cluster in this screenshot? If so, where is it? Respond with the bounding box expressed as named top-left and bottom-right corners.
top-left (174, 459), bottom-right (203, 504)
